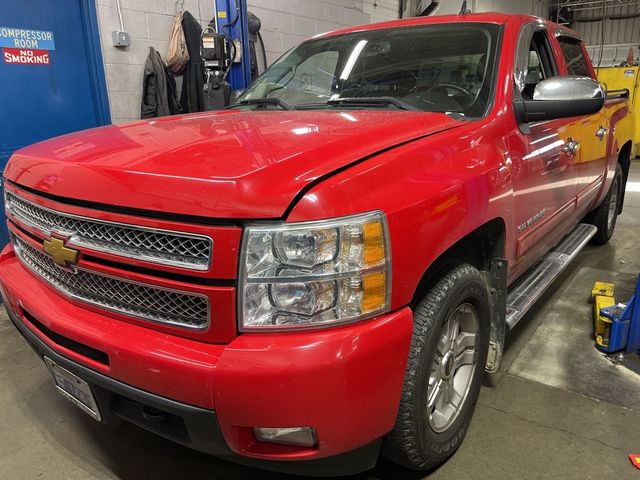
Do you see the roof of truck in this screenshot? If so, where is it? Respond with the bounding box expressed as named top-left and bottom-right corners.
top-left (318, 12), bottom-right (561, 38)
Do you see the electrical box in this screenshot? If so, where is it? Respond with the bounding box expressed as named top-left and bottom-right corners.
top-left (112, 31), bottom-right (130, 48)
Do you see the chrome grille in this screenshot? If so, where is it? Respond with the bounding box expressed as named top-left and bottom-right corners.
top-left (11, 234), bottom-right (210, 330)
top-left (5, 191), bottom-right (212, 271)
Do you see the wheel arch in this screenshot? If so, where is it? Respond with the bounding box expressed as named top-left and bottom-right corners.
top-left (411, 217), bottom-right (506, 306)
top-left (617, 140), bottom-right (632, 214)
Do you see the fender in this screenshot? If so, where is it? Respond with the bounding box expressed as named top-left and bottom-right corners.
top-left (281, 124), bottom-right (465, 220)
top-left (287, 116), bottom-right (515, 311)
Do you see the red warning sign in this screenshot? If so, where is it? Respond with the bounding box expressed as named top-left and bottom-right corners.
top-left (2, 48), bottom-right (50, 65)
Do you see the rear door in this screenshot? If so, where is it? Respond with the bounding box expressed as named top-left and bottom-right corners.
top-left (556, 34), bottom-right (608, 218)
top-left (507, 24), bottom-right (580, 276)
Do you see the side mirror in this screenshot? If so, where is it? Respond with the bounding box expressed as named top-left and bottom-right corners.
top-left (514, 76), bottom-right (605, 124)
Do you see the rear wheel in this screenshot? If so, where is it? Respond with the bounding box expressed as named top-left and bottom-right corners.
top-left (383, 264), bottom-right (490, 470)
top-left (590, 165), bottom-right (623, 245)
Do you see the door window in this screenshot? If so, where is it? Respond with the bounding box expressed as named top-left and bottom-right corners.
top-left (558, 36), bottom-right (590, 77)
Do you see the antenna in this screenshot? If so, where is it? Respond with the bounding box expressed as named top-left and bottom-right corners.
top-left (459, 1), bottom-right (471, 15)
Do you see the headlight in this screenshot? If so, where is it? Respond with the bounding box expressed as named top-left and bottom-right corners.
top-left (239, 211), bottom-right (391, 331)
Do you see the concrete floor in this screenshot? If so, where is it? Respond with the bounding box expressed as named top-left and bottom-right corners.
top-left (1, 161), bottom-right (640, 480)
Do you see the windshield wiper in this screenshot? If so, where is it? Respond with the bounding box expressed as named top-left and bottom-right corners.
top-left (228, 98), bottom-right (295, 110)
top-left (326, 96), bottom-right (420, 111)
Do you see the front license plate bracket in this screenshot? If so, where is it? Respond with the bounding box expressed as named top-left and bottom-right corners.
top-left (44, 357), bottom-right (102, 421)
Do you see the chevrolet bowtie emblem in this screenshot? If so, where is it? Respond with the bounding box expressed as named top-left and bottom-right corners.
top-left (43, 237), bottom-right (79, 268)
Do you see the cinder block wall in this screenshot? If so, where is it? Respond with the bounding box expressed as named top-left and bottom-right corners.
top-left (364, 0), bottom-right (400, 23)
top-left (97, 1), bottom-right (398, 124)
top-left (247, 0), bottom-right (383, 68)
top-left (418, 0), bottom-right (547, 16)
top-left (96, 0), bottom-right (215, 124)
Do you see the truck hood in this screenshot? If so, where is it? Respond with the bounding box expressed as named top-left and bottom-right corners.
top-left (5, 110), bottom-right (461, 219)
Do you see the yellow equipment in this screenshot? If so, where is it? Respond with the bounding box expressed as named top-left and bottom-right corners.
top-left (596, 66), bottom-right (640, 150)
top-left (591, 281), bottom-right (616, 348)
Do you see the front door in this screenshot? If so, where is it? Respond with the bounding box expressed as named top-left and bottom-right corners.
top-left (556, 34), bottom-right (609, 218)
top-left (0, 0), bottom-right (110, 247)
top-left (507, 25), bottom-right (580, 278)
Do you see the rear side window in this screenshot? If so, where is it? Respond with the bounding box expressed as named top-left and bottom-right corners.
top-left (558, 37), bottom-right (590, 77)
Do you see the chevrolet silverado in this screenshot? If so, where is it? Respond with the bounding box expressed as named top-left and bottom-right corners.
top-left (0, 12), bottom-right (633, 476)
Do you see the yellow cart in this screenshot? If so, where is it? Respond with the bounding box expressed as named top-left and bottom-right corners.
top-left (597, 66), bottom-right (640, 152)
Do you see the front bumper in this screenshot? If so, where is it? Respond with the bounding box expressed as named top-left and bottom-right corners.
top-left (0, 245), bottom-right (413, 475)
top-left (6, 305), bottom-right (384, 476)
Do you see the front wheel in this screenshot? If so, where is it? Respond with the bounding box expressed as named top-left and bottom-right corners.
top-left (383, 264), bottom-right (490, 470)
top-left (589, 164), bottom-right (623, 245)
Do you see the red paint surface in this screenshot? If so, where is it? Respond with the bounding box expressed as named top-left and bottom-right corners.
top-left (5, 111), bottom-right (460, 219)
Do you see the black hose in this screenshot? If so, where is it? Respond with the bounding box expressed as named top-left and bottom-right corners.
top-left (222, 6), bottom-right (240, 32)
top-left (597, 0), bottom-right (606, 69)
top-left (419, 1), bottom-right (439, 16)
top-left (257, 31), bottom-right (267, 72)
top-left (223, 34), bottom-right (236, 81)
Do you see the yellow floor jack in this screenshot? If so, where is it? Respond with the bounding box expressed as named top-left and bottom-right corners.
top-left (592, 276), bottom-right (640, 354)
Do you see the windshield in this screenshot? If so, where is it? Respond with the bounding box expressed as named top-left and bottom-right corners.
top-left (238, 23), bottom-right (500, 118)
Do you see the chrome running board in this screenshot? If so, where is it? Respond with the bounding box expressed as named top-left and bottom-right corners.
top-left (505, 223), bottom-right (597, 330)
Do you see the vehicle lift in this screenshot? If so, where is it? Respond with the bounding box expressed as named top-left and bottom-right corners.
top-left (213, 0), bottom-right (252, 91)
top-left (592, 276), bottom-right (640, 355)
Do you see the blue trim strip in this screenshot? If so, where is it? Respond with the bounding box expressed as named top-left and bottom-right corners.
top-left (79, 0), bottom-right (111, 125)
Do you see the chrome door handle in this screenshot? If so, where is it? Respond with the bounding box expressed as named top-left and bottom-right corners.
top-left (562, 138), bottom-right (580, 156)
top-left (595, 126), bottom-right (608, 140)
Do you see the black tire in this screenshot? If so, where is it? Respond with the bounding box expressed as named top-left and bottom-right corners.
top-left (383, 264), bottom-right (490, 470)
top-left (589, 165), bottom-right (623, 245)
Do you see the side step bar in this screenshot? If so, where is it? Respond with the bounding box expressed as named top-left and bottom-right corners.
top-left (505, 223), bottom-right (597, 330)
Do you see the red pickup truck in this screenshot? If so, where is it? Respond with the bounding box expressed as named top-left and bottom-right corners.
top-left (0, 12), bottom-right (633, 476)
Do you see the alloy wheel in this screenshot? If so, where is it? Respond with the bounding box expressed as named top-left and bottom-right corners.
top-left (426, 303), bottom-right (479, 433)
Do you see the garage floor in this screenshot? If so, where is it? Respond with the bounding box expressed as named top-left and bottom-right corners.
top-left (1, 161), bottom-right (640, 480)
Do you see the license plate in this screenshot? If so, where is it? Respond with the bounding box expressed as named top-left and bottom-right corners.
top-left (44, 357), bottom-right (101, 421)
